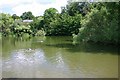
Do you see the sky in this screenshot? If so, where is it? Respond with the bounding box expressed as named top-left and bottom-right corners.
top-left (0, 0), bottom-right (68, 16)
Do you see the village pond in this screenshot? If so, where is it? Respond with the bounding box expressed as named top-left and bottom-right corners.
top-left (2, 36), bottom-right (118, 78)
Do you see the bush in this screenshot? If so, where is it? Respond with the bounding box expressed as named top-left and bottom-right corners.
top-left (35, 30), bottom-right (46, 36)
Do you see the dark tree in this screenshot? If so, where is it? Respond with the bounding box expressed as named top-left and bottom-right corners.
top-left (20, 11), bottom-right (34, 20)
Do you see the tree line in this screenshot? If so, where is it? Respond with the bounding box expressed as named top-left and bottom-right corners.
top-left (0, 1), bottom-right (119, 44)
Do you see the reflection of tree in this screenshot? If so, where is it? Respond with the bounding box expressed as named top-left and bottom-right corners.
top-left (2, 37), bottom-right (32, 58)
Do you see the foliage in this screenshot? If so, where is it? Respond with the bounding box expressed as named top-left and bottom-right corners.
top-left (30, 16), bottom-right (44, 35)
top-left (43, 7), bottom-right (82, 36)
top-left (43, 8), bottom-right (59, 35)
top-left (12, 14), bottom-right (20, 20)
top-left (35, 30), bottom-right (46, 36)
top-left (74, 2), bottom-right (119, 44)
top-left (65, 2), bottom-right (91, 16)
top-left (1, 2), bottom-right (119, 45)
top-left (20, 11), bottom-right (34, 20)
top-left (0, 13), bottom-right (14, 36)
top-left (13, 25), bottom-right (32, 37)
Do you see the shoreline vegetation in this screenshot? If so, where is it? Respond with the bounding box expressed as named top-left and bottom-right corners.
top-left (0, 2), bottom-right (119, 45)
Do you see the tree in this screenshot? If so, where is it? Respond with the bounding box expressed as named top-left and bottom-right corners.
top-left (75, 2), bottom-right (119, 44)
top-left (43, 8), bottom-right (59, 35)
top-left (43, 11), bottom-right (82, 36)
top-left (12, 14), bottom-right (20, 20)
top-left (65, 1), bottom-right (91, 16)
top-left (0, 13), bottom-right (14, 36)
top-left (20, 11), bottom-right (34, 20)
top-left (43, 8), bottom-right (58, 24)
top-left (42, 7), bottom-right (82, 36)
top-left (30, 16), bottom-right (44, 35)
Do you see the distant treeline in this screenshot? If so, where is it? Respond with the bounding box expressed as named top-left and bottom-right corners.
top-left (0, 1), bottom-right (119, 44)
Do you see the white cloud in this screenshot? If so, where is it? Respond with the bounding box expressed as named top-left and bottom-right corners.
top-left (0, 0), bottom-right (34, 6)
top-left (0, 0), bottom-right (68, 16)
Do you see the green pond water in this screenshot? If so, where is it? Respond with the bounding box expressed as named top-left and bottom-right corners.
top-left (1, 36), bottom-right (118, 78)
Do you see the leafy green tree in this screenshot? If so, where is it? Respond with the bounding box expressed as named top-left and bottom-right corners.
top-left (43, 8), bottom-right (59, 35)
top-left (0, 13), bottom-right (33, 37)
top-left (30, 16), bottom-right (44, 35)
top-left (0, 13), bottom-right (14, 36)
top-left (75, 2), bottom-right (119, 44)
top-left (45, 12), bottom-right (82, 36)
top-left (42, 6), bottom-right (82, 36)
top-left (66, 1), bottom-right (90, 16)
top-left (13, 25), bottom-right (32, 37)
top-left (12, 14), bottom-right (20, 20)
top-left (20, 11), bottom-right (34, 20)
top-left (11, 18), bottom-right (32, 37)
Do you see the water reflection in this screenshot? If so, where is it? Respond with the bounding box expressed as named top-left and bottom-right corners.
top-left (3, 49), bottom-right (45, 77)
top-left (2, 36), bottom-right (118, 78)
top-left (46, 43), bottom-right (119, 55)
top-left (3, 48), bottom-right (71, 78)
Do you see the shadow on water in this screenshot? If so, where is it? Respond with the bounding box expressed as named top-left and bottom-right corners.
top-left (2, 36), bottom-right (119, 56)
top-left (45, 42), bottom-right (119, 55)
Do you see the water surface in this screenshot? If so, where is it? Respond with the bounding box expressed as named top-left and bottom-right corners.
top-left (2, 36), bottom-right (118, 78)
